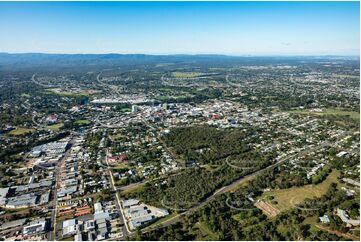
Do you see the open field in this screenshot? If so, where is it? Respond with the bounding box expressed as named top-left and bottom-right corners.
top-left (171, 72), bottom-right (203, 78)
top-left (8, 127), bottom-right (35, 136)
top-left (260, 170), bottom-right (340, 212)
top-left (289, 108), bottom-right (359, 122)
top-left (45, 88), bottom-right (99, 97)
top-left (47, 123), bottom-right (64, 131)
top-left (147, 213), bottom-right (178, 229)
top-left (333, 74), bottom-right (360, 79)
top-left (110, 133), bottom-right (126, 141)
top-left (73, 119), bottom-right (91, 125)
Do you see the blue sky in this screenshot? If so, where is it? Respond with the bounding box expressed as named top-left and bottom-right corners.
top-left (0, 1), bottom-right (359, 55)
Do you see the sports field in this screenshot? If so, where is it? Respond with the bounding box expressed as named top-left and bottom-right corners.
top-left (74, 119), bottom-right (91, 125)
top-left (47, 123), bottom-right (64, 131)
top-left (8, 127), bottom-right (35, 136)
top-left (171, 72), bottom-right (203, 78)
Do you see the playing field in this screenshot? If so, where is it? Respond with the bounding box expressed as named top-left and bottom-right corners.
top-left (74, 119), bottom-right (91, 125)
top-left (8, 127), bottom-right (35, 136)
top-left (260, 170), bottom-right (340, 212)
top-left (171, 72), bottom-right (203, 78)
top-left (47, 123), bottom-right (64, 131)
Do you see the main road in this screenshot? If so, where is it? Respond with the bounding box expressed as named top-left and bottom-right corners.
top-left (103, 149), bottom-right (131, 239)
top-left (47, 134), bottom-right (76, 241)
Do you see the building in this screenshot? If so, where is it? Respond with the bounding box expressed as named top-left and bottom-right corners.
top-left (336, 208), bottom-right (360, 227)
top-left (23, 218), bottom-right (47, 236)
top-left (319, 214), bottom-right (330, 224)
top-left (129, 215), bottom-right (155, 230)
top-left (122, 199), bottom-right (140, 209)
top-left (62, 219), bottom-right (79, 237)
top-left (74, 233), bottom-right (83, 241)
top-left (5, 193), bottom-right (38, 209)
top-left (0, 187), bottom-right (9, 206)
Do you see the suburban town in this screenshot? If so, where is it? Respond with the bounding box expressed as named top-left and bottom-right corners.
top-left (0, 54), bottom-right (359, 241)
top-left (0, 1), bottom-right (360, 241)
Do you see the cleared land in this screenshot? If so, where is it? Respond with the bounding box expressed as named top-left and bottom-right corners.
top-left (8, 127), bottom-right (35, 136)
top-left (255, 200), bottom-right (280, 218)
top-left (260, 170), bottom-right (340, 212)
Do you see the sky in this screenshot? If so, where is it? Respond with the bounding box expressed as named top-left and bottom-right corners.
top-left (0, 1), bottom-right (359, 56)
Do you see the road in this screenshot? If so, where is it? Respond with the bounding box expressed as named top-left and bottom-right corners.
top-left (97, 72), bottom-right (123, 96)
top-left (31, 73), bottom-right (53, 88)
top-left (103, 149), bottom-right (131, 239)
top-left (47, 135), bottom-right (75, 241)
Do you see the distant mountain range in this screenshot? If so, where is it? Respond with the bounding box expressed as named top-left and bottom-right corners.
top-left (0, 52), bottom-right (358, 71)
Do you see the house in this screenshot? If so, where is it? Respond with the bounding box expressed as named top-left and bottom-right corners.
top-left (108, 155), bottom-right (127, 164)
top-left (336, 151), bottom-right (348, 158)
top-left (319, 214), bottom-right (330, 224)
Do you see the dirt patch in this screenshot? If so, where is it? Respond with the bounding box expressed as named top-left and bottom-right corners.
top-left (255, 200), bottom-right (280, 217)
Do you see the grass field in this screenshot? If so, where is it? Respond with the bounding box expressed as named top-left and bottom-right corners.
top-left (261, 170), bottom-right (340, 212)
top-left (8, 127), bottom-right (35, 136)
top-left (333, 74), bottom-right (360, 79)
top-left (73, 119), bottom-right (91, 125)
top-left (289, 108), bottom-right (359, 122)
top-left (155, 95), bottom-right (191, 101)
top-left (121, 183), bottom-right (145, 195)
top-left (45, 88), bottom-right (89, 97)
top-left (47, 123), bottom-right (64, 131)
top-left (20, 93), bottom-right (30, 97)
top-left (110, 133), bottom-right (126, 141)
top-left (171, 72), bottom-right (203, 78)
top-left (147, 213), bottom-right (178, 229)
top-left (112, 163), bottom-right (130, 169)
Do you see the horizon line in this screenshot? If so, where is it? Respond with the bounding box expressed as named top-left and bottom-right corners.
top-left (0, 52), bottom-right (360, 58)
